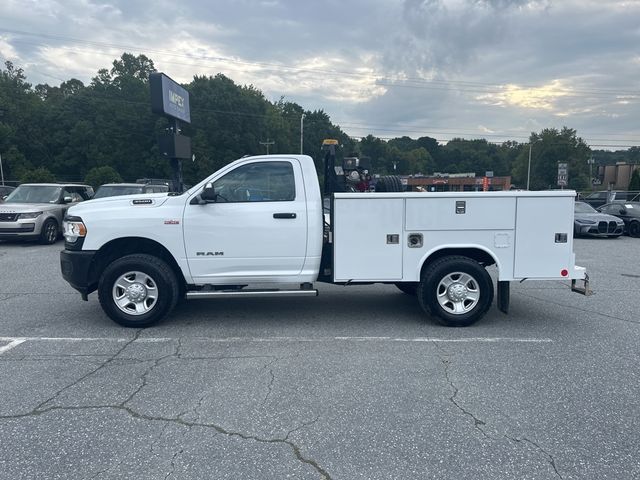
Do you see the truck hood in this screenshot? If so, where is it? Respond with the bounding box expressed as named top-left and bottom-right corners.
top-left (68, 193), bottom-right (172, 216)
top-left (0, 203), bottom-right (64, 213)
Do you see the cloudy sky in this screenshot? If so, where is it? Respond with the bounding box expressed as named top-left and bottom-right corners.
top-left (1, 0), bottom-right (639, 148)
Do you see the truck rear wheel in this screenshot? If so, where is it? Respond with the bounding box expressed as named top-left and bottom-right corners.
top-left (98, 254), bottom-right (179, 328)
top-left (418, 256), bottom-right (493, 327)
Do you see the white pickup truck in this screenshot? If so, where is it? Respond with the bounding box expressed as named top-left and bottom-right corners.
top-left (60, 154), bottom-right (590, 328)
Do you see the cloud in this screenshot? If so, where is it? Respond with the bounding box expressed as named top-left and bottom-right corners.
top-left (0, 0), bottom-right (638, 148)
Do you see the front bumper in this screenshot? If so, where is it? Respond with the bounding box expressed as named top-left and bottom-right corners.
top-left (60, 249), bottom-right (98, 300)
top-left (0, 214), bottom-right (49, 239)
top-left (0, 221), bottom-right (37, 239)
top-left (575, 221), bottom-right (624, 236)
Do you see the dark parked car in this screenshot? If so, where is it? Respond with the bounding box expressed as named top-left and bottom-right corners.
top-left (93, 183), bottom-right (169, 199)
top-left (573, 201), bottom-right (624, 237)
top-left (0, 185), bottom-right (16, 202)
top-left (598, 201), bottom-right (640, 237)
top-left (582, 190), bottom-right (640, 209)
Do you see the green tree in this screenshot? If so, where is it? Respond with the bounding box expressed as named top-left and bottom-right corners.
top-left (20, 167), bottom-right (56, 183)
top-left (629, 169), bottom-right (640, 190)
top-left (84, 165), bottom-right (123, 188)
top-left (511, 128), bottom-right (591, 190)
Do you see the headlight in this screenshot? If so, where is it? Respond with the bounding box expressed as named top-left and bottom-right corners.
top-left (17, 211), bottom-right (43, 219)
top-left (575, 219), bottom-right (596, 224)
top-left (63, 217), bottom-right (87, 242)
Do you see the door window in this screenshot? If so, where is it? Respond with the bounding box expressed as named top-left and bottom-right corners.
top-left (213, 162), bottom-right (295, 202)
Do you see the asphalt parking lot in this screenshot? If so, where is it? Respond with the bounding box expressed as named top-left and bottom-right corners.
top-left (0, 237), bottom-right (639, 479)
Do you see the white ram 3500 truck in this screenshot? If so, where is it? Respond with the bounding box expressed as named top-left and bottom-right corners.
top-left (60, 154), bottom-right (590, 328)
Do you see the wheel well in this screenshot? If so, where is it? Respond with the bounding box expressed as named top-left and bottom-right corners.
top-left (89, 237), bottom-right (186, 290)
top-left (420, 248), bottom-right (496, 279)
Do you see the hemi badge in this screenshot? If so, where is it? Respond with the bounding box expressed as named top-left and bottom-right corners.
top-left (164, 220), bottom-right (180, 225)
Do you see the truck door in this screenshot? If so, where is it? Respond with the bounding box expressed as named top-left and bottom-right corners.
top-left (183, 159), bottom-right (308, 283)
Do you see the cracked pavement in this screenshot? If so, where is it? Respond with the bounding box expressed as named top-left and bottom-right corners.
top-left (1, 238), bottom-right (640, 479)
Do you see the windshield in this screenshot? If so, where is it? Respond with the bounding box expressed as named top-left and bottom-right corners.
top-left (94, 185), bottom-right (145, 199)
top-left (4, 185), bottom-right (62, 204)
top-left (574, 202), bottom-right (597, 213)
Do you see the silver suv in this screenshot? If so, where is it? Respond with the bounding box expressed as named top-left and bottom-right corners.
top-left (0, 183), bottom-right (94, 244)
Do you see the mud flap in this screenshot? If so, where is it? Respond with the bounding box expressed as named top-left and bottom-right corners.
top-left (497, 281), bottom-right (510, 314)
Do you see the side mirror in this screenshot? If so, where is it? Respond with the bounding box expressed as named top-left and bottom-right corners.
top-left (199, 183), bottom-right (217, 203)
top-left (63, 196), bottom-right (73, 204)
top-left (620, 209), bottom-right (626, 215)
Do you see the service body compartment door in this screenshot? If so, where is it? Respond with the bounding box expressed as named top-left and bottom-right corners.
top-left (514, 196), bottom-right (574, 278)
top-left (333, 197), bottom-right (403, 281)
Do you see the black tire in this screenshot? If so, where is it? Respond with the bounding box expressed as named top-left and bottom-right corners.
top-left (395, 282), bottom-right (418, 296)
top-left (629, 221), bottom-right (640, 238)
top-left (39, 218), bottom-right (59, 245)
top-left (417, 256), bottom-right (494, 327)
top-left (98, 254), bottom-right (179, 328)
top-left (376, 175), bottom-right (403, 192)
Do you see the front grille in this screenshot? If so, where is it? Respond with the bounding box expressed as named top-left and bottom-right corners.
top-left (0, 213), bottom-right (18, 222)
top-left (608, 221), bottom-right (618, 233)
top-left (598, 221), bottom-right (607, 233)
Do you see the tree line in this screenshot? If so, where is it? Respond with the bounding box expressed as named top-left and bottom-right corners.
top-left (1, 54), bottom-right (638, 191)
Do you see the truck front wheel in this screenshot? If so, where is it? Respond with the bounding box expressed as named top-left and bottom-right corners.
top-left (418, 256), bottom-right (493, 327)
top-left (98, 254), bottom-right (179, 328)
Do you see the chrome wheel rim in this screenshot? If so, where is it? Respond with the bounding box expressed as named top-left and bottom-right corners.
top-left (436, 271), bottom-right (480, 315)
top-left (112, 271), bottom-right (158, 316)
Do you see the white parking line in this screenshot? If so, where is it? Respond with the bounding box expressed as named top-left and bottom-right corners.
top-left (0, 339), bottom-right (26, 355)
top-left (0, 335), bottom-right (553, 346)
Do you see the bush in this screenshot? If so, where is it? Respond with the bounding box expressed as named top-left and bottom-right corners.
top-left (84, 166), bottom-right (123, 188)
top-left (629, 169), bottom-right (640, 191)
top-left (20, 167), bottom-right (56, 183)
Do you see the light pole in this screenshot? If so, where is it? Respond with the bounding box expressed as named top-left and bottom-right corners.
top-left (0, 153), bottom-right (4, 186)
top-left (300, 113), bottom-right (305, 154)
top-left (526, 138), bottom-right (541, 190)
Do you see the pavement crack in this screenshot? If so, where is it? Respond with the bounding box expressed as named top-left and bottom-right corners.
top-left (0, 405), bottom-right (331, 479)
top-left (164, 447), bottom-right (184, 480)
top-left (434, 344), bottom-right (490, 439)
top-left (506, 435), bottom-right (563, 479)
top-left (285, 414), bottom-right (321, 441)
top-left (121, 339), bottom-right (180, 408)
top-left (33, 330), bottom-right (143, 411)
top-left (260, 356), bottom-right (279, 407)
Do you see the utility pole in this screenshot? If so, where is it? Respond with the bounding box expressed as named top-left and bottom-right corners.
top-left (0, 153), bottom-right (4, 185)
top-left (300, 113), bottom-right (305, 154)
top-left (587, 156), bottom-right (595, 189)
top-left (260, 140), bottom-right (275, 155)
top-left (526, 138), bottom-right (542, 190)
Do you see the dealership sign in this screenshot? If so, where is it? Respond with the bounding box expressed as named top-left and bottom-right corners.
top-left (557, 162), bottom-right (568, 187)
top-left (150, 72), bottom-right (191, 124)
